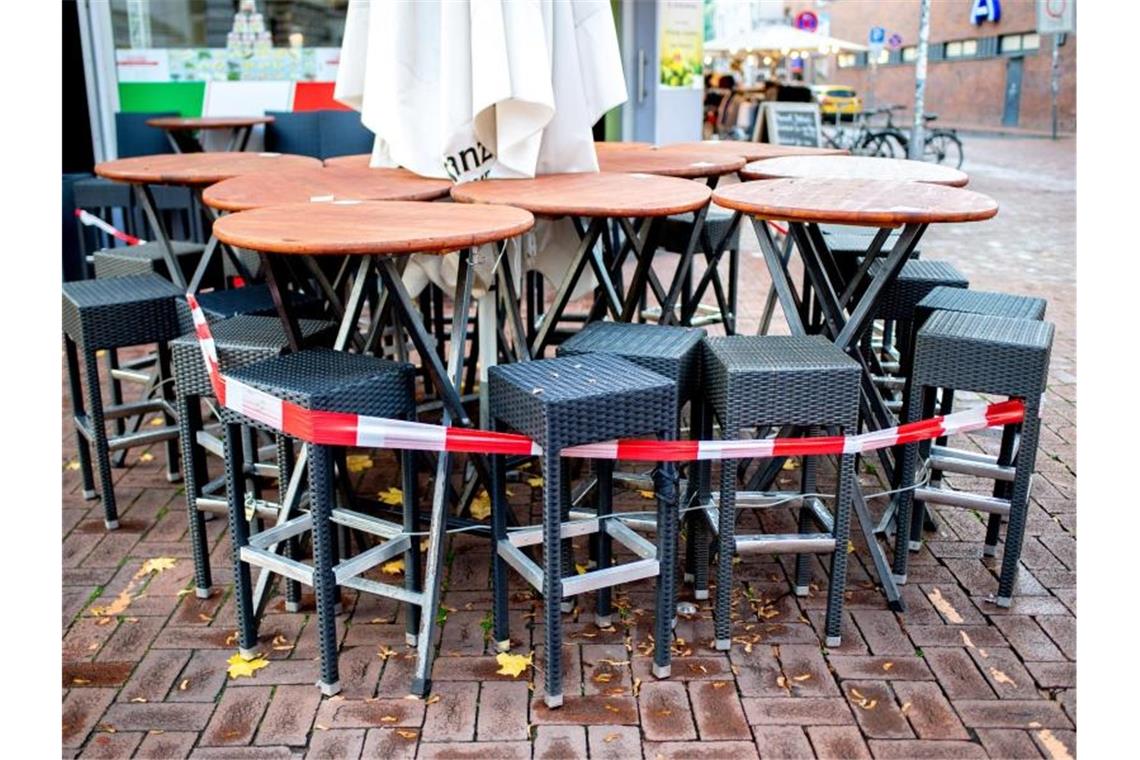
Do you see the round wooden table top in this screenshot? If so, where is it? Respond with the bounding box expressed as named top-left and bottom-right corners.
top-left (596, 148), bottom-right (744, 179)
top-left (658, 140), bottom-right (847, 162)
top-left (713, 177), bottom-right (997, 227)
top-left (94, 152), bottom-right (323, 186)
top-left (212, 200), bottom-right (535, 256)
top-left (594, 141), bottom-right (657, 153)
top-left (202, 166), bottom-right (453, 211)
top-left (450, 172), bottom-right (711, 218)
top-left (146, 115), bottom-right (275, 131)
top-left (739, 155), bottom-right (969, 187)
top-left (322, 153), bottom-right (372, 168)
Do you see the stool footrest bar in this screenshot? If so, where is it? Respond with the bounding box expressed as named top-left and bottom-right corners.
top-left (928, 454), bottom-right (1015, 482)
top-left (239, 546), bottom-right (314, 586)
top-left (334, 535), bottom-right (411, 584)
top-left (914, 487), bottom-right (1010, 515)
top-left (735, 533), bottom-right (836, 555)
top-left (606, 519), bottom-right (658, 560)
top-left (498, 540), bottom-right (544, 593)
top-left (340, 575), bottom-right (423, 606)
top-left (330, 508), bottom-right (403, 539)
top-left (562, 558), bottom-right (659, 597)
top-left (509, 518), bottom-right (599, 548)
top-left (248, 514), bottom-right (311, 550)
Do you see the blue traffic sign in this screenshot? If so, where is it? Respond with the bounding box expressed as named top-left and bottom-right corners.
top-left (869, 26), bottom-right (886, 45)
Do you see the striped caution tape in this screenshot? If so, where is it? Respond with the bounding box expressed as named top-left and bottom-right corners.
top-left (185, 293), bottom-right (542, 457)
top-left (187, 293), bottom-right (1024, 463)
top-left (75, 209), bottom-right (145, 246)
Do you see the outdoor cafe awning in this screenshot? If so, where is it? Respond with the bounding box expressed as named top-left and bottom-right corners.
top-left (705, 24), bottom-right (868, 56)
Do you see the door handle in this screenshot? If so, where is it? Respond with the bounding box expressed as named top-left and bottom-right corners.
top-left (638, 49), bottom-right (647, 104)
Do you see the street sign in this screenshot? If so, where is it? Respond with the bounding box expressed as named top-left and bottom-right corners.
top-left (1037, 0), bottom-right (1074, 35)
top-left (869, 26), bottom-right (886, 45)
top-left (970, 0), bottom-right (1002, 25)
top-left (794, 11), bottom-right (818, 32)
top-left (888, 33), bottom-right (903, 50)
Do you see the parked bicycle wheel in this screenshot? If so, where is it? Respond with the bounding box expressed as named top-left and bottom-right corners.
top-left (923, 131), bottom-right (964, 169)
top-left (859, 132), bottom-right (896, 158)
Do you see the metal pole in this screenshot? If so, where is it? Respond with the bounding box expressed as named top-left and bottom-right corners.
top-left (868, 60), bottom-right (877, 111)
top-left (1051, 33), bottom-right (1061, 140)
top-left (908, 0), bottom-right (931, 160)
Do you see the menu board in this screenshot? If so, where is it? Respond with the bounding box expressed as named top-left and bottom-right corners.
top-left (756, 103), bottom-right (822, 147)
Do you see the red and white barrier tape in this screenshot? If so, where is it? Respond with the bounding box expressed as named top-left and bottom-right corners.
top-left (75, 209), bottom-right (145, 246)
top-left (186, 294), bottom-right (542, 457)
top-left (187, 293), bottom-right (1024, 463)
top-left (560, 400), bottom-right (1024, 461)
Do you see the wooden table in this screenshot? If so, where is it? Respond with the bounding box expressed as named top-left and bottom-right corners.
top-left (322, 153), bottom-right (373, 169)
top-left (658, 140), bottom-right (848, 162)
top-left (94, 152), bottom-right (321, 289)
top-left (147, 115), bottom-right (275, 153)
top-left (202, 167), bottom-right (452, 211)
top-left (713, 177), bottom-right (998, 611)
top-left (739, 155), bottom-right (969, 186)
top-left (451, 172), bottom-right (711, 355)
top-left (213, 200), bottom-right (535, 695)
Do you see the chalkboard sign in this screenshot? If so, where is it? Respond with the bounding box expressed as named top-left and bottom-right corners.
top-left (754, 103), bottom-right (822, 147)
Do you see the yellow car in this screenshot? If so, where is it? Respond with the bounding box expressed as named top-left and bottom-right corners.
top-left (811, 85), bottom-right (862, 117)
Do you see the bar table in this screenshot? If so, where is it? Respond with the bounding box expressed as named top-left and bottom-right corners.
top-left (147, 115), bottom-right (275, 153)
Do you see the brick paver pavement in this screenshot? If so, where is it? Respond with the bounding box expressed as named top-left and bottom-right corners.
top-left (61, 136), bottom-right (1075, 758)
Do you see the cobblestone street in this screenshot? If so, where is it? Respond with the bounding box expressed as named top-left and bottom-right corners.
top-left (62, 135), bottom-right (1076, 759)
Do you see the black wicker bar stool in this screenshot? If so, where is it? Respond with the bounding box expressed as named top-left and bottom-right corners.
top-left (170, 316), bottom-right (336, 600)
top-left (698, 335), bottom-right (862, 649)
top-left (488, 354), bottom-right (678, 707)
top-left (63, 274), bottom-right (184, 528)
top-left (557, 321), bottom-right (706, 621)
top-left (222, 349), bottom-right (419, 696)
top-left (93, 240), bottom-right (212, 286)
top-left (891, 312), bottom-right (1054, 607)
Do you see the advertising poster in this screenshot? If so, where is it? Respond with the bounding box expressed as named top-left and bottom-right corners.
top-left (659, 0), bottom-right (703, 88)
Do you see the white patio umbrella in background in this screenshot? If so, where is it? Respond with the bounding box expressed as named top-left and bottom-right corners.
top-left (705, 24), bottom-right (868, 55)
top-left (335, 0), bottom-right (627, 298)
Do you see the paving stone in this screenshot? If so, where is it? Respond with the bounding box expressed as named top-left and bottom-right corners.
top-left (984, 595), bottom-right (1070, 617)
top-left (63, 661), bottom-right (135, 690)
top-left (1036, 615), bottom-right (1076, 660)
top-left (532, 725), bottom-right (587, 759)
top-left (62, 688), bottom-right (119, 748)
top-left (867, 739), bottom-right (988, 758)
top-left (78, 731), bottom-right (144, 758)
top-left (922, 648), bottom-right (996, 700)
top-left (953, 699), bottom-right (1074, 729)
top-left (421, 681), bottom-right (478, 742)
top-left (639, 680), bottom-right (697, 740)
top-left (827, 655), bottom-right (932, 682)
top-left (741, 697), bottom-right (854, 726)
top-left (95, 616), bottom-right (165, 662)
top-left (152, 625), bottom-right (240, 650)
top-left (968, 646), bottom-right (1041, 699)
top-left (100, 702), bottom-right (216, 732)
top-left (633, 654), bottom-right (732, 683)
top-left (360, 728), bottom-right (418, 760)
top-left (991, 616), bottom-right (1066, 662)
top-left (583, 644), bottom-right (633, 695)
top-left (199, 685), bottom-right (273, 746)
top-left (1030, 727), bottom-right (1076, 760)
top-left (135, 730), bottom-right (198, 759)
top-left (1025, 660), bottom-right (1076, 689)
top-left (730, 646), bottom-right (787, 697)
top-left (840, 680), bottom-right (912, 739)
top-left (749, 726), bottom-right (814, 759)
top-left (892, 681), bottom-right (969, 740)
top-left (375, 652), bottom-right (417, 697)
top-left (906, 624), bottom-right (1009, 649)
top-left (63, 617), bottom-right (119, 662)
top-left (850, 610), bottom-right (913, 656)
top-left (428, 654), bottom-right (521, 682)
top-left (119, 649), bottom-right (191, 702)
top-left (805, 725), bottom-right (872, 759)
top-left (167, 650), bottom-right (231, 702)
top-left (313, 697), bottom-right (424, 729)
top-left (254, 684), bottom-right (322, 746)
top-left (586, 725), bottom-right (641, 760)
top-left (475, 681), bottom-right (530, 741)
top-left (776, 644), bottom-right (839, 696)
top-left (417, 741), bottom-right (532, 759)
top-left (975, 728), bottom-right (1046, 759)
top-left (644, 740), bottom-right (760, 759)
top-left (335, 645), bottom-right (384, 699)
top-left (689, 679), bottom-right (751, 740)
top-left (189, 747), bottom-right (295, 759)
top-left (918, 584), bottom-right (987, 626)
top-left (307, 728), bottom-right (365, 759)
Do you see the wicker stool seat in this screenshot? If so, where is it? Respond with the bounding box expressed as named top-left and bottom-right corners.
top-left (892, 312), bottom-right (1054, 607)
top-left (220, 349), bottom-right (417, 696)
top-left (916, 286), bottom-right (1047, 324)
top-left (170, 316), bottom-right (336, 600)
top-left (93, 240), bottom-right (213, 285)
top-left (489, 354), bottom-right (678, 707)
top-left (173, 284), bottom-right (284, 333)
top-left (698, 335), bottom-right (862, 649)
top-left (63, 274), bottom-right (183, 528)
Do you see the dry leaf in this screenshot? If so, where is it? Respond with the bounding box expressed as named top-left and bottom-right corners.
top-left (495, 651), bottom-right (533, 678)
top-left (575, 563), bottom-right (588, 575)
top-left (656, 708), bottom-right (672, 717)
top-left (900, 701), bottom-right (912, 714)
top-left (314, 724), bottom-right (329, 732)
top-left (179, 679), bottom-right (189, 691)
top-left (638, 490), bottom-right (655, 499)
top-left (781, 459), bottom-right (798, 471)
top-left (378, 487), bottom-right (404, 505)
top-left (381, 559), bottom-right (405, 575)
top-left (395, 730), bottom-right (418, 740)
top-left (882, 662), bottom-right (894, 671)
top-left (594, 673), bottom-right (613, 684)
top-left (97, 724), bottom-right (116, 734)
top-left (792, 674), bottom-right (811, 682)
top-left (776, 676), bottom-right (788, 689)
top-left (712, 681), bottom-right (727, 689)
top-left (527, 476), bottom-right (544, 488)
top-left (380, 715), bottom-right (398, 723)
top-left (469, 490), bottom-right (492, 520)
top-left (130, 697), bottom-right (147, 703)
top-left (632, 678), bottom-right (642, 697)
top-left (1036, 729), bottom-right (1074, 760)
top-left (926, 587), bottom-right (964, 624)
top-left (140, 557), bottom-right (177, 575)
top-left (66, 460), bottom-right (80, 471)
top-left (226, 652), bottom-right (269, 679)
top-left (72, 677), bottom-right (91, 685)
top-left (89, 590), bottom-right (134, 617)
top-left (198, 614), bottom-right (214, 623)
top-left (424, 695), bottom-right (442, 706)
top-left (378, 645), bottom-right (398, 661)
top-left (603, 733), bottom-right (619, 743)
top-left (139, 452), bottom-right (155, 463)
top-left (960, 630), bottom-right (976, 649)
top-left (345, 454), bottom-right (373, 473)
top-left (150, 417), bottom-right (164, 427)
top-left (990, 667), bottom-right (1017, 687)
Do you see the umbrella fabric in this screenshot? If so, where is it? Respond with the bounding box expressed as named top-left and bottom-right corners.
top-left (335, 0), bottom-right (626, 298)
top-left (706, 24), bottom-right (868, 54)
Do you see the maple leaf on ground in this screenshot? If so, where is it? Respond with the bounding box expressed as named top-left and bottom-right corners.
top-left (227, 652), bottom-right (269, 679)
top-left (378, 487), bottom-right (404, 506)
top-left (527, 476), bottom-right (544, 488)
top-left (381, 559), bottom-right (405, 575)
top-left (469, 490), bottom-right (492, 521)
top-left (638, 490), bottom-right (655, 500)
top-left (140, 557), bottom-right (177, 575)
top-left (495, 651), bottom-right (533, 678)
top-left (139, 452), bottom-right (155, 463)
top-left (346, 454), bottom-right (373, 473)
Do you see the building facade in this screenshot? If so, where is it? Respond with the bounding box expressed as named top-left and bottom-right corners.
top-left (811, 0), bottom-right (1075, 132)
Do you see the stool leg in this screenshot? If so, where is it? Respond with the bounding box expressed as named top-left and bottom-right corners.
top-left (542, 449), bottom-right (565, 708)
top-left (825, 453), bottom-right (856, 647)
top-left (65, 336), bottom-right (97, 500)
top-left (985, 422), bottom-right (1018, 557)
top-left (490, 434), bottom-right (511, 651)
top-left (794, 443), bottom-right (818, 596)
top-left (83, 348), bottom-right (118, 529)
top-left (224, 422), bottom-right (259, 658)
top-left (276, 436), bottom-right (303, 613)
top-left (402, 445), bottom-right (422, 647)
top-left (594, 460), bottom-right (614, 628)
top-left (892, 385), bottom-right (935, 584)
top-left (689, 398), bottom-right (714, 600)
top-left (180, 394), bottom-right (212, 597)
top-left (559, 467), bottom-right (575, 615)
top-left (714, 426), bottom-right (738, 651)
top-left (307, 444), bottom-right (342, 695)
top-left (996, 399), bottom-right (1042, 607)
top-left (652, 455), bottom-right (679, 678)
top-left (106, 349), bottom-right (127, 457)
top-left (727, 247), bottom-right (739, 335)
top-left (157, 341), bottom-right (181, 483)
top-left (914, 388), bottom-right (955, 545)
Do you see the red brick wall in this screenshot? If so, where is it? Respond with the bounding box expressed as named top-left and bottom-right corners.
top-left (810, 0), bottom-right (1076, 132)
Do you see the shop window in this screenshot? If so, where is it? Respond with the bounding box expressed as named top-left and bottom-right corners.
top-left (837, 53), bottom-right (857, 68)
top-left (1000, 33), bottom-right (1041, 55)
top-left (902, 46), bottom-right (917, 62)
top-left (874, 48), bottom-right (889, 65)
top-left (944, 38), bottom-right (979, 59)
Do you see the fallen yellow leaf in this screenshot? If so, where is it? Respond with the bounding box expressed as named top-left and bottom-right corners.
top-left (380, 715), bottom-right (398, 723)
top-left (1036, 729), bottom-right (1074, 760)
top-left (425, 695), bottom-right (442, 706)
top-left (346, 455), bottom-right (373, 473)
top-left (378, 487), bottom-right (404, 506)
top-left (226, 652), bottom-right (269, 679)
top-left (72, 677), bottom-right (91, 685)
top-left (139, 452), bottom-right (154, 463)
top-left (638, 490), bottom-right (655, 500)
top-left (527, 476), bottom-right (544, 488)
top-left (495, 651), bottom-right (533, 678)
top-left (89, 590), bottom-right (134, 617)
top-left (65, 461), bottom-right (81, 471)
top-left (381, 559), bottom-right (405, 575)
top-left (179, 679), bottom-right (189, 691)
top-left (575, 563), bottom-right (588, 575)
top-left (927, 587), bottom-right (965, 624)
top-left (395, 730), bottom-right (418, 740)
top-left (781, 459), bottom-right (799, 471)
top-left (469, 490), bottom-right (492, 520)
top-left (149, 417), bottom-right (164, 427)
top-left (140, 557), bottom-right (177, 575)
top-left (603, 733), bottom-right (619, 743)
top-left (990, 667), bottom-right (1017, 687)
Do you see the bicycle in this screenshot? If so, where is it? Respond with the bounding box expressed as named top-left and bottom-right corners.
top-left (821, 108), bottom-right (899, 158)
top-left (868, 105), bottom-right (964, 169)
